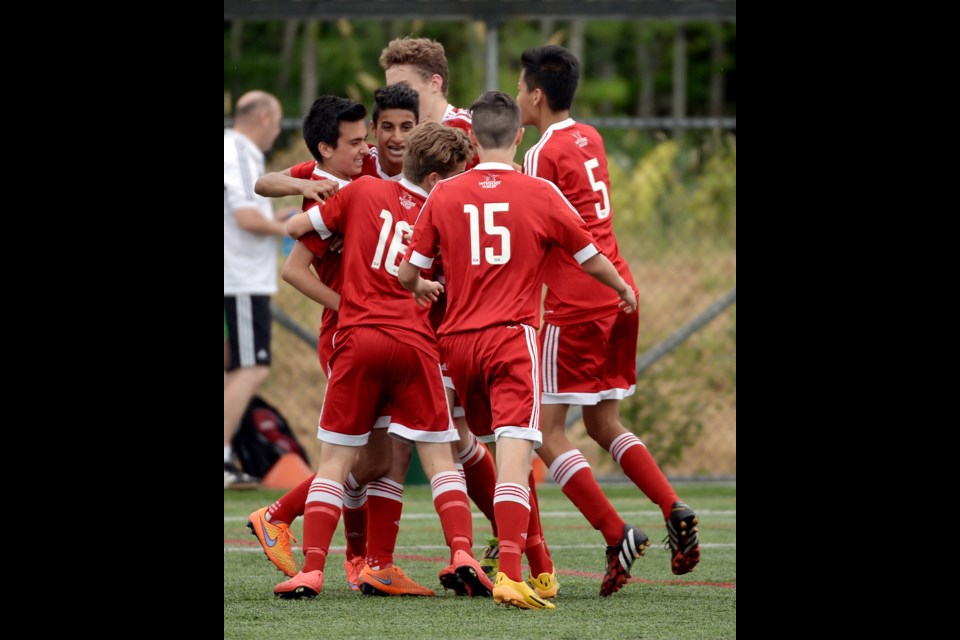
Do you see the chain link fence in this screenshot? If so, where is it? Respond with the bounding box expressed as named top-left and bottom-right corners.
top-left (255, 130), bottom-right (735, 479)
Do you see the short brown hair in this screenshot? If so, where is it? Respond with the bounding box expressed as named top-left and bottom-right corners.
top-left (470, 91), bottom-right (521, 150)
top-left (403, 122), bottom-right (474, 184)
top-left (379, 37), bottom-right (450, 96)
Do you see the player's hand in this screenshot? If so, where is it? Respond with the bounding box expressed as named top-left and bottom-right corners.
top-left (618, 287), bottom-right (638, 314)
top-left (329, 233), bottom-right (344, 254)
top-left (402, 226), bottom-right (414, 243)
top-left (302, 180), bottom-right (339, 203)
top-left (413, 279), bottom-right (444, 306)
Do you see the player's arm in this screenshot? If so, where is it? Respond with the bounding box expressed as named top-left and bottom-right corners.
top-left (398, 259), bottom-right (444, 307)
top-left (579, 253), bottom-right (636, 313)
top-left (255, 167), bottom-right (340, 202)
top-left (286, 211), bottom-right (315, 239)
top-left (281, 241), bottom-right (340, 311)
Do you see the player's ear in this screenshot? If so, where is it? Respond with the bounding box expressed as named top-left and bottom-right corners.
top-left (469, 130), bottom-right (479, 149)
top-left (427, 171), bottom-right (442, 189)
top-left (515, 127), bottom-right (525, 147)
top-left (319, 142), bottom-right (333, 159)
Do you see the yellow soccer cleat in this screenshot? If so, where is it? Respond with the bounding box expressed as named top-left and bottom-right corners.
top-left (493, 572), bottom-right (556, 610)
top-left (527, 568), bottom-right (559, 599)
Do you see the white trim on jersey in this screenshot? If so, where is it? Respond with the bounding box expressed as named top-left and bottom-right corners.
top-left (523, 117), bottom-right (575, 178)
top-left (308, 205), bottom-right (330, 238)
top-left (310, 167), bottom-right (352, 188)
top-left (399, 177), bottom-right (429, 198)
top-left (573, 244), bottom-right (600, 264)
top-left (494, 425), bottom-right (543, 447)
top-left (316, 424), bottom-right (370, 447)
top-left (442, 104), bottom-right (473, 126)
top-left (388, 422), bottom-right (460, 443)
top-left (542, 324), bottom-right (560, 395)
top-left (541, 385), bottom-right (637, 406)
top-left (409, 250), bottom-right (435, 269)
top-left (523, 324), bottom-right (541, 434)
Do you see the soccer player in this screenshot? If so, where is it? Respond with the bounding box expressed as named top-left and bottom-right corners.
top-left (248, 95), bottom-right (386, 588)
top-left (249, 90), bottom-right (498, 594)
top-left (399, 91), bottom-right (637, 610)
top-left (379, 36), bottom-right (479, 168)
top-left (379, 39), bottom-right (502, 562)
top-left (274, 122), bottom-right (493, 600)
top-left (517, 45), bottom-right (700, 586)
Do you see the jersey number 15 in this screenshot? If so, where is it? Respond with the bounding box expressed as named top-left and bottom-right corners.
top-left (465, 203), bottom-right (511, 266)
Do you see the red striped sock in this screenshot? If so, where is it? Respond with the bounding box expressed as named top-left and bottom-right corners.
top-left (610, 432), bottom-right (678, 519)
top-left (494, 483), bottom-right (531, 581)
top-left (524, 472), bottom-right (553, 576)
top-left (431, 471), bottom-right (473, 556)
top-left (301, 477), bottom-right (343, 574)
top-left (459, 435), bottom-right (499, 537)
top-left (365, 477), bottom-right (404, 570)
top-left (549, 449), bottom-right (624, 545)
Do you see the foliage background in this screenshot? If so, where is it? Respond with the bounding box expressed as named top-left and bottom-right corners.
top-left (224, 18), bottom-right (736, 476)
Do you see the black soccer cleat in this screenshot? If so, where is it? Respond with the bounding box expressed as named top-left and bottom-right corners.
top-left (665, 501), bottom-right (700, 575)
top-left (600, 523), bottom-right (650, 596)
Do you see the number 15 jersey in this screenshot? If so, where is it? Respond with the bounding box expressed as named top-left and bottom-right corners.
top-left (405, 162), bottom-right (600, 336)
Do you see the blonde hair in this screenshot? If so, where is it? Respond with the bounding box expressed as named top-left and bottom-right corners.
top-left (403, 122), bottom-right (474, 184)
top-left (379, 37), bottom-right (450, 96)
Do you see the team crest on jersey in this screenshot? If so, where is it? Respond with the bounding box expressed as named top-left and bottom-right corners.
top-left (479, 174), bottom-right (501, 189)
top-left (571, 130), bottom-right (589, 148)
top-left (399, 191), bottom-right (416, 210)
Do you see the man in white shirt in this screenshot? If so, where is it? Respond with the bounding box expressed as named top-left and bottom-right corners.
top-left (224, 90), bottom-right (285, 488)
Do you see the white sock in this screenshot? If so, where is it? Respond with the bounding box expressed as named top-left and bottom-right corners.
top-left (224, 445), bottom-right (232, 464)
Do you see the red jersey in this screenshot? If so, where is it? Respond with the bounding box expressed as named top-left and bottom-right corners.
top-left (442, 104), bottom-right (480, 169)
top-left (289, 163), bottom-right (352, 332)
top-left (360, 144), bottom-right (403, 180)
top-left (311, 176), bottom-right (437, 358)
top-left (405, 162), bottom-right (599, 336)
top-left (523, 119), bottom-right (637, 325)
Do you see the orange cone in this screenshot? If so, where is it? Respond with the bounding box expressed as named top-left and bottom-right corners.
top-left (261, 453), bottom-right (314, 489)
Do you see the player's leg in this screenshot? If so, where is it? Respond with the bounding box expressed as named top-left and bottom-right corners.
top-left (582, 310), bottom-right (699, 575)
top-left (539, 319), bottom-right (650, 595)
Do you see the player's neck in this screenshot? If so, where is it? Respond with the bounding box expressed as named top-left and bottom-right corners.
top-left (427, 99), bottom-right (449, 124)
top-left (539, 110), bottom-right (572, 131)
top-left (378, 152), bottom-right (402, 177)
top-left (477, 148), bottom-right (516, 165)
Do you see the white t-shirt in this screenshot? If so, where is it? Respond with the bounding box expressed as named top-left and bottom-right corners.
top-left (224, 129), bottom-right (278, 295)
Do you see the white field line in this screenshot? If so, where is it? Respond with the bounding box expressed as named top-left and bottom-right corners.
top-left (224, 542), bottom-right (735, 553)
top-left (224, 509), bottom-right (736, 523)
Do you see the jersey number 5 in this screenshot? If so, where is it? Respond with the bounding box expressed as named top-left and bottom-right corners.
top-left (371, 210), bottom-right (412, 276)
top-left (465, 203), bottom-right (511, 265)
top-left (584, 158), bottom-right (611, 219)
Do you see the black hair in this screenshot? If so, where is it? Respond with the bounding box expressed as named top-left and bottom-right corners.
top-left (372, 84), bottom-right (419, 124)
top-left (302, 96), bottom-right (367, 162)
top-left (520, 45), bottom-right (581, 111)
